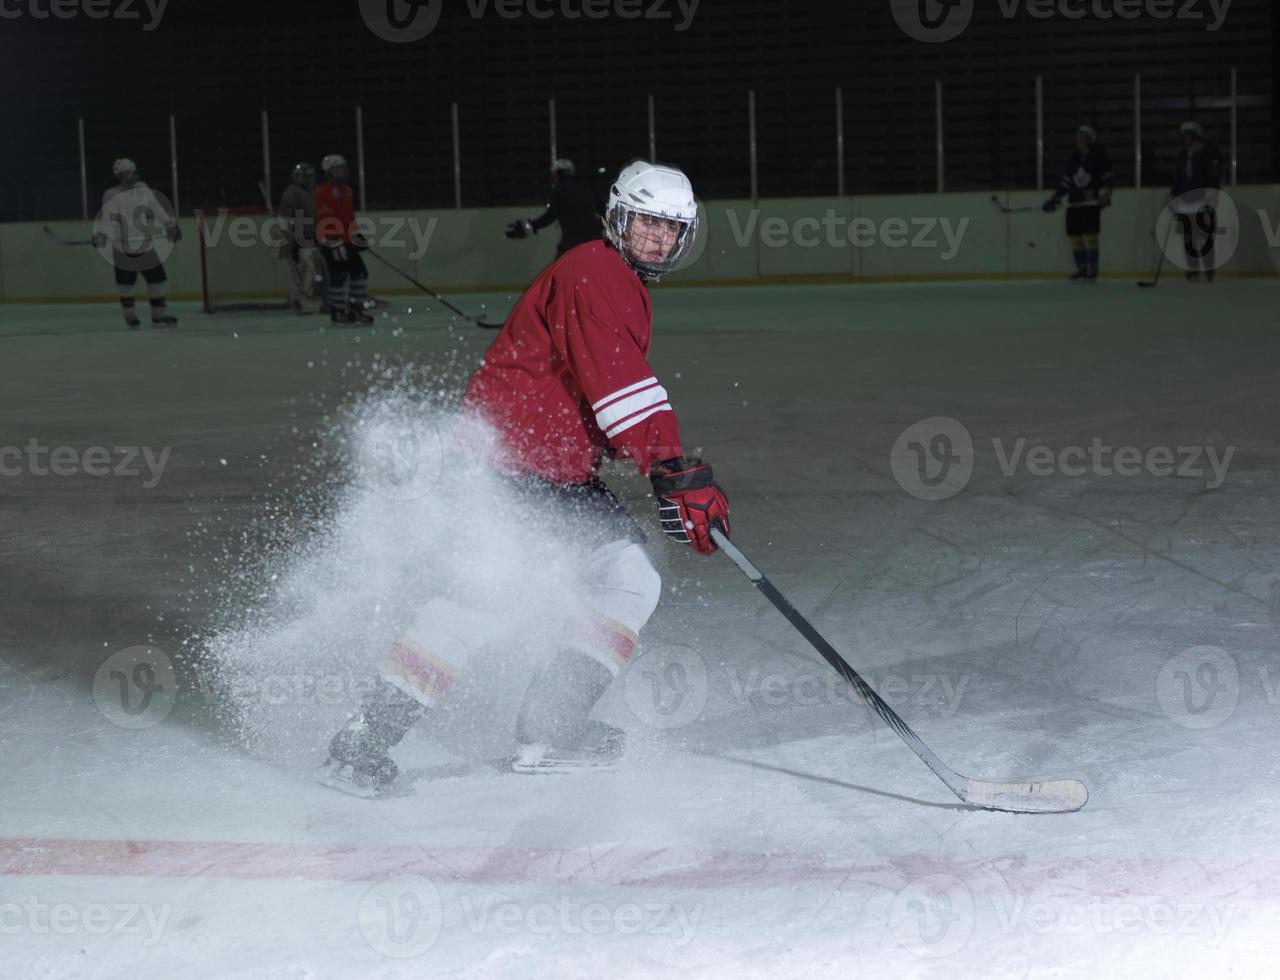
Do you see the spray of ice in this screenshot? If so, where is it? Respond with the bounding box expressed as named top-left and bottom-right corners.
top-left (201, 389), bottom-right (608, 773)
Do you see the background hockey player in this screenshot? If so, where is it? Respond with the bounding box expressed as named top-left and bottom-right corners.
top-left (92, 158), bottom-right (181, 329)
top-left (319, 160), bottom-right (728, 796)
top-left (1170, 121), bottom-right (1224, 282)
top-left (1042, 125), bottom-right (1114, 281)
top-left (504, 158), bottom-right (603, 258)
top-left (278, 162), bottom-right (322, 315)
top-left (315, 154), bottom-right (373, 325)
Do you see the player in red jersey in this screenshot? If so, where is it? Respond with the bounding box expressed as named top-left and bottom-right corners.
top-left (318, 161), bottom-right (729, 795)
top-left (315, 154), bottom-right (373, 325)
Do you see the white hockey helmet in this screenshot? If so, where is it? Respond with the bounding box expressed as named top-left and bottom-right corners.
top-left (605, 161), bottom-right (698, 280)
top-left (1076, 124), bottom-right (1096, 144)
top-left (112, 157), bottom-right (138, 178)
top-left (321, 154), bottom-right (348, 177)
top-left (551, 157), bottom-right (576, 176)
top-left (1179, 120), bottom-right (1204, 139)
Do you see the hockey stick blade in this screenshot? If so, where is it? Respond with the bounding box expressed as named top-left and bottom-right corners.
top-left (989, 195), bottom-right (1040, 215)
top-left (710, 527), bottom-right (1088, 814)
top-left (961, 776), bottom-right (1088, 814)
top-left (43, 225), bottom-right (95, 247)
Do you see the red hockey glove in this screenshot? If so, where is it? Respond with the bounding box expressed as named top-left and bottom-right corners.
top-left (650, 457), bottom-right (730, 555)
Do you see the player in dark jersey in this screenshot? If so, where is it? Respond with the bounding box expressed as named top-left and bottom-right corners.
top-left (1043, 125), bottom-right (1115, 282)
top-left (1170, 121), bottom-right (1224, 282)
top-left (318, 161), bottom-right (728, 797)
top-left (505, 158), bottom-right (603, 257)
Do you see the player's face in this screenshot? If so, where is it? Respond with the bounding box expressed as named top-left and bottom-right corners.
top-left (1075, 131), bottom-right (1090, 153)
top-left (119, 170), bottom-right (139, 188)
top-left (625, 212), bottom-right (683, 265)
top-left (332, 164), bottom-right (349, 182)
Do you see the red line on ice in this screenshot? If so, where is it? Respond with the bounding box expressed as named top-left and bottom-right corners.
top-left (1, 837), bottom-right (1276, 897)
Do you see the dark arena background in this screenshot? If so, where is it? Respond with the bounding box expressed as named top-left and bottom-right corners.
top-left (2, 2), bottom-right (1279, 977)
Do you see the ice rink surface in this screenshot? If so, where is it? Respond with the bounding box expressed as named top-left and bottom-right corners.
top-left (2, 279), bottom-right (1278, 978)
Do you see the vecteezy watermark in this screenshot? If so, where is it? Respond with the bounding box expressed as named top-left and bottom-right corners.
top-left (890, 417), bottom-right (975, 502)
top-left (1156, 188), bottom-right (1240, 273)
top-left (891, 0), bottom-right (1231, 42)
top-left (0, 897), bottom-right (171, 946)
top-left (622, 644), bottom-right (709, 730)
top-left (728, 666), bottom-right (971, 717)
top-left (724, 210), bottom-right (970, 261)
top-left (890, 874), bottom-right (976, 958)
top-left (996, 0), bottom-right (1232, 31)
top-left (358, 875), bottom-right (703, 959)
top-left (0, 0), bottom-right (169, 31)
top-left (891, 417), bottom-right (1235, 500)
top-left (992, 896), bottom-right (1235, 944)
top-left (459, 895), bottom-right (704, 945)
top-left (92, 646), bottom-right (178, 730)
top-left (359, 876), bottom-right (444, 959)
top-left (191, 669), bottom-right (379, 709)
top-left (360, 0), bottom-right (699, 42)
top-left (1156, 645), bottom-right (1239, 730)
top-left (0, 440), bottom-right (170, 488)
top-left (202, 212), bottom-right (441, 263)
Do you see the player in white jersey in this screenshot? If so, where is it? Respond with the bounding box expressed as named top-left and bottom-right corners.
top-left (92, 158), bottom-right (181, 329)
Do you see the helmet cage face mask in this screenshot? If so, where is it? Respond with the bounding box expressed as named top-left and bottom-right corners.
top-left (606, 202), bottom-right (698, 281)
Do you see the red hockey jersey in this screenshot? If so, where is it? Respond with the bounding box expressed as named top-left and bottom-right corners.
top-left (463, 241), bottom-right (684, 485)
top-left (314, 180), bottom-right (357, 244)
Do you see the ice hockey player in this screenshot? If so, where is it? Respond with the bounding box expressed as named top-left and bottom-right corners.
top-left (315, 154), bottom-right (373, 325)
top-left (278, 162), bottom-right (322, 315)
top-left (92, 158), bottom-right (181, 329)
top-left (1042, 125), bottom-right (1114, 282)
top-left (318, 161), bottom-right (728, 796)
top-left (504, 158), bottom-right (603, 258)
top-left (1170, 121), bottom-right (1224, 282)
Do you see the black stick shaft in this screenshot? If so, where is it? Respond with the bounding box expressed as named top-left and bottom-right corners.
top-left (365, 248), bottom-right (497, 327)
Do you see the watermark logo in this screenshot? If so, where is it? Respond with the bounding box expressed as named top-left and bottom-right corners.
top-left (359, 0), bottom-right (443, 42)
top-left (1157, 188), bottom-right (1240, 273)
top-left (623, 644), bottom-right (708, 730)
top-left (890, 874), bottom-right (975, 957)
top-left (890, 0), bottom-right (974, 42)
top-left (92, 646), bottom-right (177, 730)
top-left (891, 416), bottom-right (974, 501)
top-left (359, 875), bottom-right (444, 958)
top-left (359, 420), bottom-right (446, 502)
top-left (1156, 646), bottom-right (1239, 730)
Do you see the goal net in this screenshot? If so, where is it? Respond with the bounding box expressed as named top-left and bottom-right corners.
top-left (195, 207), bottom-right (298, 314)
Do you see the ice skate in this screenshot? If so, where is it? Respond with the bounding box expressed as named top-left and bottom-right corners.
top-left (510, 722), bottom-right (625, 775)
top-left (314, 681), bottom-right (423, 798)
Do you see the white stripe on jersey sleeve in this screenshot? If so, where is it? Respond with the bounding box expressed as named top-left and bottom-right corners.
top-left (595, 383), bottom-right (669, 432)
top-left (592, 376), bottom-right (660, 412)
top-left (605, 403), bottom-right (672, 439)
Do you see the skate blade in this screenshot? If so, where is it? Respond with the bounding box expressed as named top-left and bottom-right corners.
top-left (313, 759), bottom-right (381, 799)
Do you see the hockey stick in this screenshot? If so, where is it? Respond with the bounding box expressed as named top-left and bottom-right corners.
top-left (365, 249), bottom-right (502, 329)
top-left (710, 526), bottom-right (1088, 814)
top-left (1138, 222), bottom-right (1176, 288)
top-left (989, 195), bottom-right (1041, 215)
top-left (43, 225), bottom-right (96, 247)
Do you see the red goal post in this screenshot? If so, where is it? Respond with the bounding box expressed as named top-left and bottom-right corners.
top-left (195, 207), bottom-right (295, 314)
